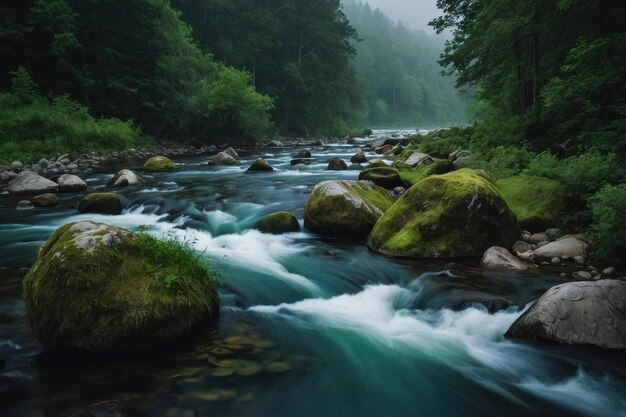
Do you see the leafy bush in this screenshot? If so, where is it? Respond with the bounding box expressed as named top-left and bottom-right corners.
top-left (588, 183), bottom-right (626, 259)
top-left (479, 145), bottom-right (534, 179)
top-left (0, 68), bottom-right (148, 164)
top-left (526, 151), bottom-right (625, 197)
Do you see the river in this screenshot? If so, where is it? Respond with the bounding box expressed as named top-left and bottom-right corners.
top-left (1, 133), bottom-right (625, 416)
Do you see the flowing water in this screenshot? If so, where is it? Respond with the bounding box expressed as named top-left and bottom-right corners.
top-left (1, 134), bottom-right (625, 417)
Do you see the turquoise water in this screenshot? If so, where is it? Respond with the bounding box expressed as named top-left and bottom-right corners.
top-left (0, 142), bottom-right (624, 416)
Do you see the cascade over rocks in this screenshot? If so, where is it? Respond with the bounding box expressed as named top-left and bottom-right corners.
top-left (505, 280), bottom-right (626, 349)
top-left (23, 221), bottom-right (219, 352)
top-left (368, 169), bottom-right (519, 258)
top-left (304, 180), bottom-right (394, 237)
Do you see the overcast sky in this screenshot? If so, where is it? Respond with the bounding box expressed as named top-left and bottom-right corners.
top-left (360, 0), bottom-right (442, 33)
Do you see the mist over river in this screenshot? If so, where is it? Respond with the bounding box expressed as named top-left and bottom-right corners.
top-left (1, 133), bottom-right (625, 417)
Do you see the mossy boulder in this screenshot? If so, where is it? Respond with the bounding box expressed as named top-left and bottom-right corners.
top-left (358, 167), bottom-right (403, 189)
top-left (258, 212), bottom-right (300, 234)
top-left (394, 158), bottom-right (454, 186)
top-left (247, 159), bottom-right (274, 172)
top-left (496, 175), bottom-right (570, 231)
top-left (367, 159), bottom-right (389, 168)
top-left (78, 193), bottom-right (123, 215)
top-left (23, 221), bottom-right (219, 352)
top-left (368, 169), bottom-right (520, 258)
top-left (304, 180), bottom-right (394, 237)
top-left (143, 156), bottom-right (179, 171)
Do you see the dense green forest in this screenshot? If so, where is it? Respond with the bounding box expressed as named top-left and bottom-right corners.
top-left (342, 0), bottom-right (468, 127)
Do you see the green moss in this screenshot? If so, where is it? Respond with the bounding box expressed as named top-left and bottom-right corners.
top-left (78, 193), bottom-right (123, 215)
top-left (23, 222), bottom-right (220, 352)
top-left (258, 212), bottom-right (300, 233)
top-left (496, 175), bottom-right (570, 231)
top-left (367, 159), bottom-right (389, 168)
top-left (304, 180), bottom-right (394, 237)
top-left (143, 156), bottom-right (179, 171)
top-left (358, 167), bottom-right (403, 189)
top-left (368, 169), bottom-right (519, 258)
top-left (395, 158), bottom-right (454, 186)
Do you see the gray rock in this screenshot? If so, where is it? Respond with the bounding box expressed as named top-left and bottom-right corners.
top-left (550, 257), bottom-right (561, 266)
top-left (37, 158), bottom-right (49, 169)
top-left (573, 270), bottom-right (592, 280)
top-left (66, 163), bottom-right (78, 171)
top-left (58, 157), bottom-right (71, 165)
top-left (545, 228), bottom-right (564, 241)
top-left (10, 161), bottom-right (24, 171)
top-left (512, 240), bottom-right (533, 253)
top-left (224, 147), bottom-right (240, 161)
top-left (536, 241), bottom-right (549, 249)
top-left (7, 171), bottom-right (59, 195)
top-left (30, 193), bottom-right (59, 207)
top-left (293, 149), bottom-right (312, 159)
top-left (603, 267), bottom-right (616, 277)
top-left (521, 231), bottom-right (532, 243)
top-left (57, 153), bottom-right (70, 162)
top-left (453, 157), bottom-right (485, 170)
top-left (58, 174), bottom-right (88, 192)
top-left (574, 256), bottom-right (586, 265)
top-left (211, 152), bottom-right (238, 165)
top-left (18, 200), bottom-right (34, 209)
top-left (328, 157), bottom-right (348, 171)
top-left (107, 169), bottom-right (144, 187)
top-left (247, 159), bottom-right (274, 172)
top-left (405, 152), bottom-right (432, 167)
top-left (533, 237), bottom-right (588, 260)
top-left (266, 140), bottom-right (283, 148)
top-left (481, 247), bottom-right (529, 271)
top-left (1, 170), bottom-right (17, 182)
top-left (505, 280), bottom-right (626, 349)
top-left (291, 158), bottom-right (314, 166)
top-left (530, 233), bottom-right (549, 244)
top-left (351, 151), bottom-right (368, 164)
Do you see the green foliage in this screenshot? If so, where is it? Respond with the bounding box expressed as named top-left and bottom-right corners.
top-left (0, 69), bottom-right (146, 164)
top-left (526, 151), bottom-right (625, 197)
top-left (588, 183), bottom-right (626, 258)
top-left (342, 0), bottom-right (469, 127)
top-left (135, 227), bottom-right (219, 292)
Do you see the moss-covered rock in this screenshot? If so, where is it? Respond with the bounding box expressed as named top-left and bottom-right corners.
top-left (143, 156), bottom-right (179, 171)
top-left (78, 193), bottom-right (123, 215)
top-left (394, 158), bottom-right (454, 186)
top-left (368, 169), bottom-right (519, 258)
top-left (247, 159), bottom-right (274, 172)
top-left (23, 221), bottom-right (219, 352)
top-left (358, 167), bottom-right (403, 189)
top-left (496, 175), bottom-right (570, 231)
top-left (304, 180), bottom-right (394, 237)
top-left (258, 212), bottom-right (300, 234)
top-left (367, 159), bottom-right (389, 168)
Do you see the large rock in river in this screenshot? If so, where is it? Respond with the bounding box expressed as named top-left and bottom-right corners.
top-left (108, 169), bottom-right (144, 187)
top-left (78, 193), bottom-right (123, 215)
top-left (505, 280), bottom-right (626, 349)
top-left (258, 212), bottom-right (300, 234)
top-left (23, 221), bottom-right (219, 352)
top-left (358, 167), bottom-right (403, 189)
top-left (143, 156), bottom-right (179, 171)
top-left (368, 169), bottom-right (519, 258)
top-left (57, 174), bottom-right (87, 192)
top-left (304, 180), bottom-right (394, 237)
top-left (247, 158), bottom-right (274, 172)
top-left (7, 171), bottom-right (59, 195)
top-left (481, 247), bottom-right (529, 271)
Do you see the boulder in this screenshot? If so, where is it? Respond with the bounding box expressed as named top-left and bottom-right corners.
top-left (496, 175), bottom-right (570, 231)
top-left (291, 158), bottom-right (314, 166)
top-left (57, 174), bottom-right (88, 192)
top-left (7, 171), bottom-right (59, 195)
top-left (351, 151), bottom-right (367, 164)
top-left (404, 152), bottom-right (433, 167)
top-left (293, 150), bottom-right (312, 159)
top-left (573, 271), bottom-right (592, 280)
top-left (545, 228), bottom-right (564, 241)
top-left (107, 169), bottom-right (144, 187)
top-left (10, 161), bottom-right (24, 171)
top-left (258, 212), bottom-right (300, 234)
top-left (78, 193), bottom-right (123, 215)
top-left (143, 156), bottom-right (179, 171)
top-left (505, 280), bottom-right (626, 349)
top-left (304, 180), bottom-right (394, 237)
top-left (358, 167), bottom-right (403, 189)
top-left (247, 159), bottom-right (274, 172)
top-left (210, 152), bottom-right (238, 166)
top-left (512, 240), bottom-right (533, 253)
top-left (374, 145), bottom-right (394, 155)
top-left (367, 159), bottom-right (389, 168)
top-left (23, 221), bottom-right (220, 352)
top-left (530, 233), bottom-right (549, 244)
top-left (327, 158), bottom-right (348, 171)
top-left (266, 140), bottom-right (283, 148)
top-left (481, 247), bottom-right (529, 271)
top-left (18, 200), bottom-right (34, 209)
top-left (224, 147), bottom-right (240, 161)
top-left (368, 169), bottom-right (520, 259)
top-left (533, 237), bottom-right (588, 260)
top-left (30, 193), bottom-right (59, 207)
top-left (394, 158), bottom-right (454, 186)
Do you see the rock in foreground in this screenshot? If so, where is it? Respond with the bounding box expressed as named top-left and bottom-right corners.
top-left (505, 280), bottom-right (626, 349)
top-left (368, 169), bottom-right (519, 258)
top-left (143, 156), bottom-right (179, 171)
top-left (7, 171), bottom-right (59, 195)
top-left (304, 180), bottom-right (393, 237)
top-left (258, 212), bottom-right (300, 234)
top-left (23, 221), bottom-right (219, 352)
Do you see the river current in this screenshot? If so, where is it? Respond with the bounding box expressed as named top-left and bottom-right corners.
top-left (0, 133), bottom-right (624, 416)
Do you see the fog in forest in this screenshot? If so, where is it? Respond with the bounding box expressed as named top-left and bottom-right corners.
top-left (359, 0), bottom-right (442, 33)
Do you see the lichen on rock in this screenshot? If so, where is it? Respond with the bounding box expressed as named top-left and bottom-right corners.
top-left (143, 156), bottom-right (179, 171)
